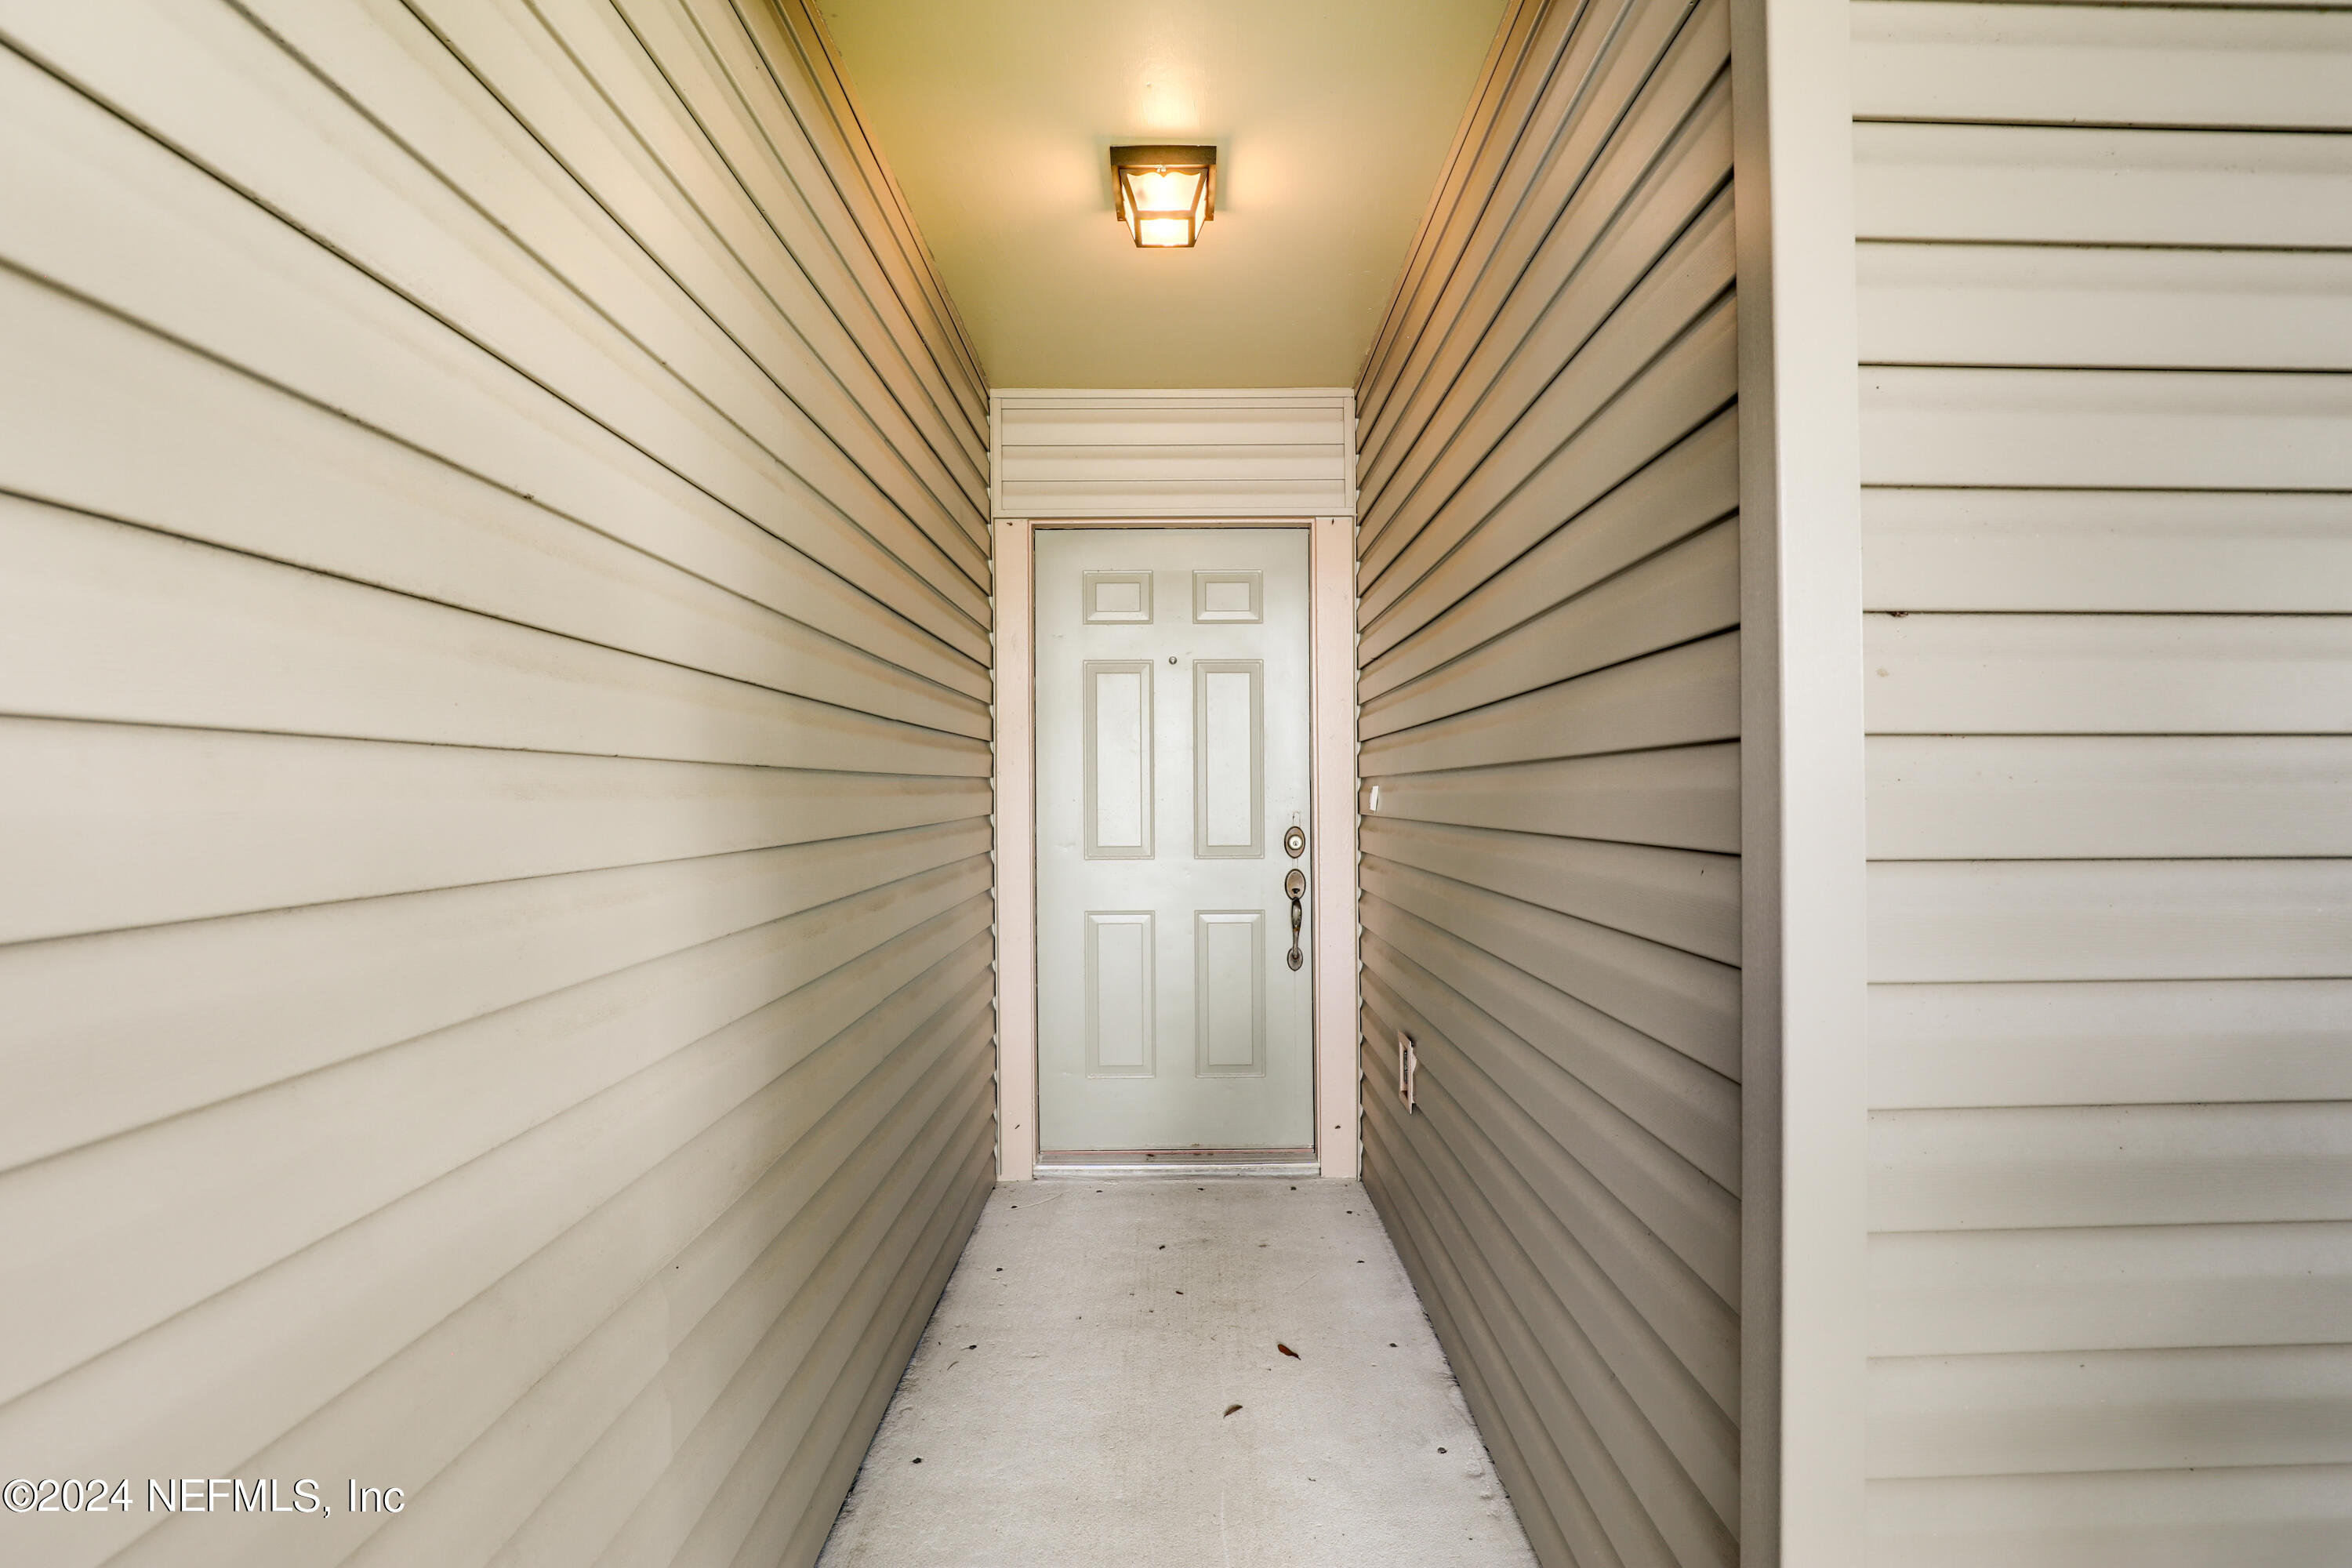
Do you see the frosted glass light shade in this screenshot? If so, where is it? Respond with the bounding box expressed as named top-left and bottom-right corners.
top-left (1110, 145), bottom-right (1216, 249)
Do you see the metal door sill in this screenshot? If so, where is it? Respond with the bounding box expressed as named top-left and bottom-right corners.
top-left (1033, 1148), bottom-right (1321, 1179)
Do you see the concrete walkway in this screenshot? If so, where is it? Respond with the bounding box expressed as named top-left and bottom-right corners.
top-left (816, 1178), bottom-right (1537, 1568)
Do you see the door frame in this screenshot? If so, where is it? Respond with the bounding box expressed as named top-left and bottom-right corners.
top-left (993, 515), bottom-right (1359, 1181)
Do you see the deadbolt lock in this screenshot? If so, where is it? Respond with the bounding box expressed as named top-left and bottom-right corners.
top-left (1283, 825), bottom-right (1306, 859)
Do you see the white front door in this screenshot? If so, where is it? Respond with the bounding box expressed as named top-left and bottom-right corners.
top-left (1034, 528), bottom-right (1315, 1153)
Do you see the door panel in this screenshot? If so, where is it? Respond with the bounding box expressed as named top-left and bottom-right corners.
top-left (1083, 661), bottom-right (1152, 858)
top-left (1193, 569), bottom-right (1263, 622)
top-left (1083, 570), bottom-right (1153, 623)
top-left (1084, 911), bottom-right (1154, 1076)
top-left (1194, 660), bottom-right (1263, 857)
top-left (1036, 528), bottom-right (1314, 1152)
top-left (1196, 911), bottom-right (1265, 1076)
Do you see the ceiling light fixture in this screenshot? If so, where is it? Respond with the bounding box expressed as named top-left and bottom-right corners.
top-left (1110, 144), bottom-right (1216, 249)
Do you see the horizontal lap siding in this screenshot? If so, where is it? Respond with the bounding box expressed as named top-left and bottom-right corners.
top-left (1353, 0), bottom-right (1741, 1563)
top-left (1851, 4), bottom-right (2352, 1563)
top-left (0, 2), bottom-right (991, 1565)
top-left (989, 393), bottom-right (1356, 517)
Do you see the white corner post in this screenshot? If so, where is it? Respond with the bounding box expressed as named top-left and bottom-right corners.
top-left (1731, 0), bottom-right (1871, 1561)
top-left (993, 516), bottom-right (1039, 1182)
top-left (1312, 514), bottom-right (1362, 1179)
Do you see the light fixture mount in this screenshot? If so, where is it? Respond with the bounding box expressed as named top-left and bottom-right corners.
top-left (1110, 143), bottom-right (1216, 249)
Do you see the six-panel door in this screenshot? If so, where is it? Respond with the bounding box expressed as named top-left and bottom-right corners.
top-left (1034, 528), bottom-right (1315, 1152)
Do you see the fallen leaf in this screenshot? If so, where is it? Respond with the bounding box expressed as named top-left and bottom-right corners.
top-left (1278, 1344), bottom-right (1301, 1359)
top-left (1223, 1404), bottom-right (1243, 1417)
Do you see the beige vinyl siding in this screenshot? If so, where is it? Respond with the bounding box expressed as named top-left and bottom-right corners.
top-left (1352, 0), bottom-right (1742, 1563)
top-left (989, 390), bottom-right (1356, 519)
top-left (1851, 3), bottom-right (2352, 1563)
top-left (0, 2), bottom-right (991, 1564)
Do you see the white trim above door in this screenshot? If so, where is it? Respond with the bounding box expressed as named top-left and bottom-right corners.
top-left (991, 387), bottom-right (1356, 519)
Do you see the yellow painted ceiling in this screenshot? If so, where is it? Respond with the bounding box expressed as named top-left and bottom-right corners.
top-left (815, 0), bottom-right (1508, 389)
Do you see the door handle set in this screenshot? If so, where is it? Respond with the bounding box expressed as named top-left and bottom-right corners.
top-left (1284, 868), bottom-right (1306, 971)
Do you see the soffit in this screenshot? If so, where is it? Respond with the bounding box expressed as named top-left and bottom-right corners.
top-left (815, 0), bottom-right (1508, 388)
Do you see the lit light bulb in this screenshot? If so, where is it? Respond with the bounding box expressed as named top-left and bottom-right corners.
top-left (1109, 145), bottom-right (1216, 249)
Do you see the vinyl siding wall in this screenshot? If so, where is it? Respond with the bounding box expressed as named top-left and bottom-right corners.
top-left (1851, 4), bottom-right (2352, 1562)
top-left (0, 2), bottom-right (993, 1564)
top-left (1352, 0), bottom-right (1744, 1562)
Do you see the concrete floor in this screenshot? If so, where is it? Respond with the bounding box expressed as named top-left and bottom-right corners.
top-left (815, 1178), bottom-right (1537, 1568)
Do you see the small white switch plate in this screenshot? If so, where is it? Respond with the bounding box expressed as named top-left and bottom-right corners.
top-left (1396, 1030), bottom-right (1416, 1112)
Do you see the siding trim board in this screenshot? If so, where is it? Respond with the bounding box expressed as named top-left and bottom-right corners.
top-left (0, 3), bottom-right (992, 1563)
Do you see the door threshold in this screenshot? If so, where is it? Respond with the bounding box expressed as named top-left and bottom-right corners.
top-left (1034, 1149), bottom-right (1321, 1180)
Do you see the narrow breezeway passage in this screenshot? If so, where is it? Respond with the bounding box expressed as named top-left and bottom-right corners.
top-left (815, 1179), bottom-right (1537, 1567)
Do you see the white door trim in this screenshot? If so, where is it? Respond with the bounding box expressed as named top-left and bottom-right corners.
top-left (992, 516), bottom-right (1360, 1181)
top-left (992, 516), bottom-right (1042, 1183)
top-left (1307, 514), bottom-right (1361, 1180)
